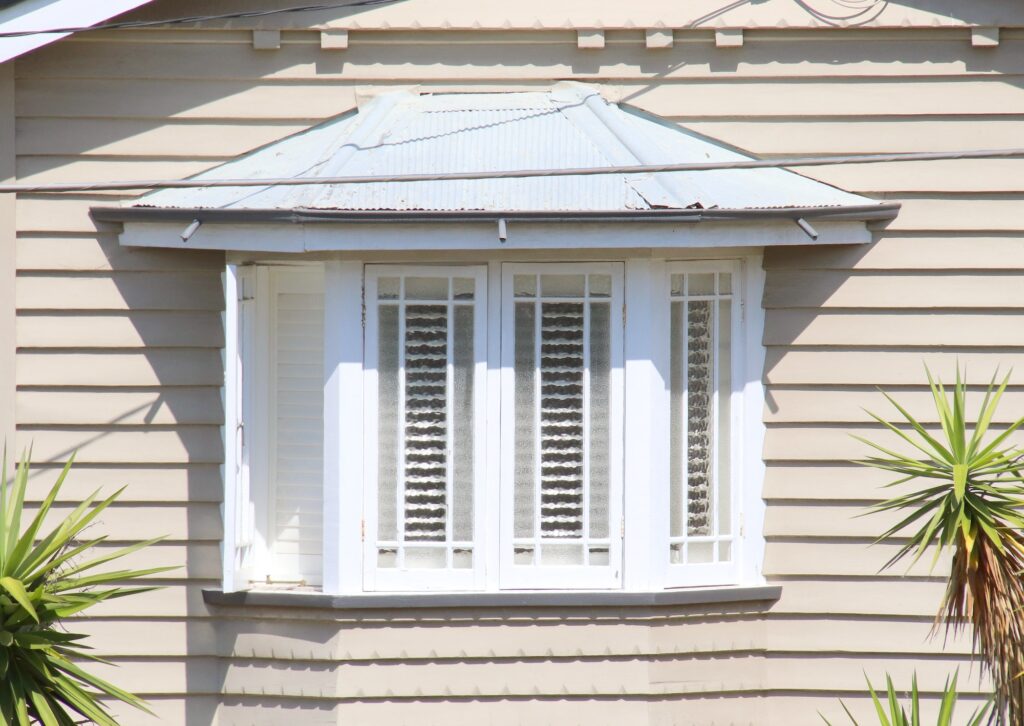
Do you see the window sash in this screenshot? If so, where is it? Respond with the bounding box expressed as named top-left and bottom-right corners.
top-left (662, 259), bottom-right (744, 589)
top-left (362, 265), bottom-right (489, 591)
top-left (499, 262), bottom-right (625, 590)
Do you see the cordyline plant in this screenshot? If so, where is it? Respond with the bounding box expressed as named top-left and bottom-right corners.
top-left (0, 452), bottom-right (171, 725)
top-left (821, 670), bottom-right (991, 726)
top-left (856, 367), bottom-right (1024, 724)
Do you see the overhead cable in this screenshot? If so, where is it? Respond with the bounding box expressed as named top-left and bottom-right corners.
top-left (2, 147), bottom-right (1023, 195)
top-left (0, 0), bottom-right (398, 39)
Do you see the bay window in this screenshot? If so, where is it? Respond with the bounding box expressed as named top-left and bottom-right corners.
top-left (225, 255), bottom-right (764, 595)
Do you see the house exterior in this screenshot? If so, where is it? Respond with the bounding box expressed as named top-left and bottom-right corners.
top-left (1, 0), bottom-right (1022, 723)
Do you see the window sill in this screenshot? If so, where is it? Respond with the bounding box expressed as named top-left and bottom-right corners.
top-left (202, 584), bottom-right (781, 611)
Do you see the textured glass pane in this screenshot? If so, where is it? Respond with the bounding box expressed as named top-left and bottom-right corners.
top-left (514, 547), bottom-right (534, 565)
top-left (541, 274), bottom-right (585, 298)
top-left (406, 277), bottom-right (448, 300)
top-left (687, 300), bottom-right (713, 537)
top-left (589, 274), bottom-right (611, 298)
top-left (514, 274), bottom-right (537, 297)
top-left (589, 302), bottom-right (610, 539)
top-left (453, 305), bottom-right (475, 542)
top-left (717, 299), bottom-right (732, 537)
top-left (689, 273), bottom-right (715, 295)
top-left (719, 540), bottom-right (732, 562)
top-left (453, 549), bottom-right (473, 569)
top-left (669, 301), bottom-right (684, 539)
top-left (719, 273), bottom-right (732, 294)
top-left (378, 277), bottom-right (399, 300)
top-left (452, 277), bottom-right (475, 300)
top-left (377, 548), bottom-right (397, 568)
top-left (513, 302), bottom-right (536, 538)
top-left (539, 301), bottom-right (585, 538)
top-left (689, 541), bottom-right (714, 563)
top-left (377, 306), bottom-right (399, 541)
top-left (670, 543), bottom-right (684, 564)
top-left (403, 304), bottom-right (448, 542)
top-left (589, 547), bottom-right (610, 566)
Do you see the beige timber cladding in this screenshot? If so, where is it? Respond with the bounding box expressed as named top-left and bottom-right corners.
top-left (10, 0), bottom-right (1024, 721)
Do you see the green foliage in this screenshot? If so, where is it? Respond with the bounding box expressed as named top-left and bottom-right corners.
top-left (820, 671), bottom-right (991, 726)
top-left (856, 366), bottom-right (1024, 720)
top-left (0, 452), bottom-right (172, 725)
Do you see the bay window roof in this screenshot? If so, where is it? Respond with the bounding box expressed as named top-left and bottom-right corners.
top-left (97, 82), bottom-right (897, 223)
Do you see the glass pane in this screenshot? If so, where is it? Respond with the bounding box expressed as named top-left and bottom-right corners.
top-left (513, 302), bottom-right (536, 538)
top-left (539, 301), bottom-right (584, 538)
top-left (541, 543), bottom-right (583, 565)
top-left (452, 277), bottom-right (475, 300)
top-left (669, 301), bottom-right (684, 539)
top-left (453, 549), bottom-right (473, 569)
top-left (541, 274), bottom-right (585, 298)
top-left (405, 277), bottom-right (448, 300)
top-left (670, 543), bottom-right (684, 564)
top-left (589, 274), bottom-right (611, 298)
top-left (719, 540), bottom-right (732, 562)
top-left (378, 277), bottom-right (399, 300)
top-left (589, 301), bottom-right (610, 539)
top-left (719, 273), bottom-right (732, 294)
top-left (670, 274), bottom-right (684, 296)
top-left (377, 306), bottom-right (399, 541)
top-left (687, 300), bottom-right (713, 537)
top-left (377, 548), bottom-right (397, 568)
top-left (689, 541), bottom-right (714, 564)
top-left (717, 299), bottom-right (732, 537)
top-left (514, 274), bottom-right (537, 297)
top-left (688, 273), bottom-right (715, 295)
top-left (452, 305), bottom-right (474, 542)
top-left (514, 546), bottom-right (534, 565)
top-left (588, 546), bottom-right (610, 566)
top-left (404, 547), bottom-right (447, 569)
top-left (403, 304), bottom-right (449, 542)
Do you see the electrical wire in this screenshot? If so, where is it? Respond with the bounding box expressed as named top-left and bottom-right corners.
top-left (2, 147), bottom-right (1022, 195)
top-left (0, 0), bottom-right (399, 39)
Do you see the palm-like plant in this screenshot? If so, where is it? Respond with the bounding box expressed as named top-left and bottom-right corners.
top-left (0, 453), bottom-right (170, 725)
top-left (857, 367), bottom-right (1024, 723)
top-left (821, 671), bottom-right (991, 726)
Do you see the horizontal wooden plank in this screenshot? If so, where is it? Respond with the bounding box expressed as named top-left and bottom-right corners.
top-left (21, 464), bottom-right (222, 503)
top-left (885, 196), bottom-right (1024, 232)
top-left (764, 541), bottom-right (949, 578)
top-left (765, 501), bottom-right (922, 538)
top-left (15, 427), bottom-right (223, 464)
top-left (18, 500), bottom-right (221, 541)
top-left (763, 310), bottom-right (1024, 347)
top-left (83, 541), bottom-right (219, 578)
top-left (763, 463), bottom-right (896, 500)
top-left (18, 389), bottom-right (223, 425)
top-left (764, 234), bottom-right (1024, 271)
top-left (17, 196), bottom-right (132, 234)
top-left (764, 386), bottom-right (1024, 424)
top-left (764, 271), bottom-right (1024, 309)
top-left (17, 272), bottom-right (224, 311)
top-left (18, 350), bottom-right (223, 386)
top-left (801, 159), bottom-right (1024, 194)
top-left (765, 617), bottom-right (970, 655)
top-left (19, 36), bottom-right (1024, 81)
top-left (765, 349), bottom-right (1024, 385)
top-left (17, 235), bottom-right (224, 273)
top-left (763, 423), bottom-right (979, 461)
top-left (771, 577), bottom-right (947, 617)
top-left (16, 156), bottom-right (221, 187)
top-left (18, 312), bottom-right (224, 348)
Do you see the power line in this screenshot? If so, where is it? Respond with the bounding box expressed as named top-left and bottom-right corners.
top-left (3, 147), bottom-right (1023, 195)
top-left (0, 0), bottom-right (399, 39)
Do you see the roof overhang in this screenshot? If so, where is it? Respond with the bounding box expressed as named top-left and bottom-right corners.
top-left (92, 206), bottom-right (895, 253)
top-left (0, 0), bottom-right (156, 64)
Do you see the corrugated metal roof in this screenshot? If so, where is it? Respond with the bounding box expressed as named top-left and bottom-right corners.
top-left (133, 82), bottom-right (879, 214)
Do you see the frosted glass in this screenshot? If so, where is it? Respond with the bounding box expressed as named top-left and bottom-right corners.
top-left (542, 543), bottom-right (583, 565)
top-left (513, 302), bottom-right (536, 538)
top-left (403, 304), bottom-right (449, 542)
top-left (717, 299), bottom-right (732, 538)
top-left (589, 274), bottom-right (611, 298)
top-left (719, 273), bottom-right (732, 294)
top-left (376, 305), bottom-right (399, 541)
top-left (670, 274), bottom-right (685, 296)
top-left (538, 301), bottom-right (585, 538)
top-left (689, 541), bottom-right (714, 563)
top-left (541, 274), bottom-right (585, 297)
top-left (689, 273), bottom-right (715, 295)
top-left (378, 277), bottom-right (399, 300)
top-left (514, 274), bottom-right (537, 297)
top-left (452, 305), bottom-right (475, 542)
top-left (669, 301), bottom-right (684, 538)
top-left (404, 547), bottom-right (447, 568)
top-left (588, 301), bottom-right (610, 539)
top-left (686, 300), bottom-right (713, 537)
top-left (452, 277), bottom-right (475, 300)
top-left (405, 277), bottom-right (448, 300)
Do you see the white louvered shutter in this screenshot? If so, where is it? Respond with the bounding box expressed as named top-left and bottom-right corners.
top-left (267, 267), bottom-right (325, 586)
top-left (364, 267), bottom-right (487, 591)
top-left (666, 262), bottom-right (741, 587)
top-left (501, 264), bottom-right (624, 589)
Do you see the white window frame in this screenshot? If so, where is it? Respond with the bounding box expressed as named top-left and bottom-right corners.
top-left (498, 262), bottom-right (625, 590)
top-left (361, 265), bottom-right (489, 592)
top-left (225, 253), bottom-right (767, 596)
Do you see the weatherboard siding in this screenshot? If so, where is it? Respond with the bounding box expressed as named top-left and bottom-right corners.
top-left (9, 7), bottom-right (1023, 725)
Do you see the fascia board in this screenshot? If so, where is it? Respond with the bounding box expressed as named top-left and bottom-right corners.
top-left (0, 0), bottom-right (156, 64)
